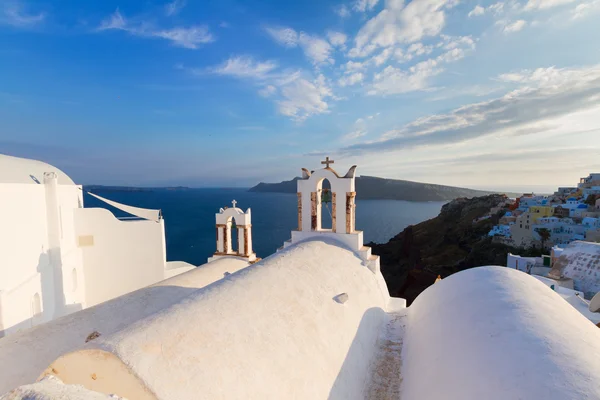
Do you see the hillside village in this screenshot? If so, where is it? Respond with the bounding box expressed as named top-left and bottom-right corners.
top-left (488, 173), bottom-right (600, 248)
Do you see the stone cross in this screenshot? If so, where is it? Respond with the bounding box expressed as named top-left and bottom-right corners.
top-left (232, 200), bottom-right (237, 208)
top-left (321, 157), bottom-right (334, 168)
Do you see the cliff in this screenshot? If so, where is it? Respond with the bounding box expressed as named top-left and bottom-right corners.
top-left (370, 194), bottom-right (542, 304)
top-left (249, 176), bottom-right (518, 202)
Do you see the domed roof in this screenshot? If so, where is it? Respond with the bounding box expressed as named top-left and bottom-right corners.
top-left (0, 154), bottom-right (75, 185)
top-left (578, 204), bottom-right (588, 209)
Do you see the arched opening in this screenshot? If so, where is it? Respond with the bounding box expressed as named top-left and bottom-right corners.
top-left (32, 293), bottom-right (42, 316)
top-left (72, 268), bottom-right (78, 292)
top-left (319, 178), bottom-right (333, 230)
top-left (228, 217), bottom-right (238, 254)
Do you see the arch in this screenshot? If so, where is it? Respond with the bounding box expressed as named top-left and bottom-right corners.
top-left (32, 293), bottom-right (42, 316)
top-left (317, 178), bottom-right (334, 231)
top-left (72, 268), bottom-right (78, 292)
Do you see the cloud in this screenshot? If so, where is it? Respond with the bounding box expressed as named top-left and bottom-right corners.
top-left (524, 0), bottom-right (574, 10)
top-left (334, 4), bottom-right (351, 17)
top-left (407, 42), bottom-right (433, 56)
top-left (264, 26), bottom-right (299, 47)
top-left (367, 35), bottom-right (475, 95)
top-left (342, 116), bottom-right (370, 141)
top-left (97, 9), bottom-right (214, 49)
top-left (344, 60), bottom-right (366, 72)
top-left (327, 30), bottom-right (348, 48)
top-left (502, 19), bottom-right (526, 33)
top-left (338, 72), bottom-right (365, 87)
top-left (368, 60), bottom-right (442, 95)
top-left (2, 1), bottom-right (45, 27)
top-left (572, 0), bottom-right (600, 18)
top-left (210, 56), bottom-right (278, 79)
top-left (265, 26), bottom-right (333, 65)
top-left (349, 0), bottom-right (451, 58)
top-left (258, 85), bottom-right (277, 97)
top-left (343, 64), bottom-right (600, 154)
top-left (165, 0), bottom-right (186, 16)
top-left (370, 47), bottom-right (393, 66)
top-left (468, 5), bottom-right (485, 16)
top-left (353, 0), bottom-right (380, 12)
top-left (207, 56), bottom-right (335, 122)
top-left (278, 74), bottom-right (335, 121)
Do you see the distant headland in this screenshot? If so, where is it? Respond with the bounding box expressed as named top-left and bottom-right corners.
top-left (249, 175), bottom-right (522, 202)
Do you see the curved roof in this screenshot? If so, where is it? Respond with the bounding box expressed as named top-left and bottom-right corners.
top-left (0, 154), bottom-right (75, 185)
top-left (0, 257), bottom-right (250, 394)
top-left (401, 266), bottom-right (600, 400)
top-left (578, 204), bottom-right (588, 208)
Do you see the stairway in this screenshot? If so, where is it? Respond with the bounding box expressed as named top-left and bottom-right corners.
top-left (365, 311), bottom-right (407, 399)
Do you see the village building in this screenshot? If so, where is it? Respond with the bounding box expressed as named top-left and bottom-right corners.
top-left (0, 155), bottom-right (195, 338)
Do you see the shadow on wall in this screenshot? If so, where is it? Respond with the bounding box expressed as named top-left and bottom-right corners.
top-left (328, 307), bottom-right (387, 400)
top-left (0, 253), bottom-right (83, 338)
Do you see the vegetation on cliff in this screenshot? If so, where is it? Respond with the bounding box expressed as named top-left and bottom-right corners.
top-left (370, 194), bottom-right (542, 304)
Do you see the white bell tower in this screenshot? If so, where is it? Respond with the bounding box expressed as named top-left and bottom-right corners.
top-left (281, 158), bottom-right (380, 273)
top-left (208, 200), bottom-right (258, 263)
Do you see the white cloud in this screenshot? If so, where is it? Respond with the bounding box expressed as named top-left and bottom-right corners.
top-left (153, 27), bottom-right (214, 48)
top-left (258, 85), bottom-right (277, 97)
top-left (353, 0), bottom-right (380, 12)
top-left (488, 2), bottom-right (506, 14)
top-left (327, 30), bottom-right (348, 48)
top-left (407, 42), bottom-right (434, 56)
top-left (502, 19), bottom-right (526, 33)
top-left (344, 60), bottom-right (366, 72)
top-left (278, 74), bottom-right (335, 121)
top-left (497, 66), bottom-right (586, 86)
top-left (468, 5), bottom-right (485, 16)
top-left (264, 26), bottom-right (299, 47)
top-left (344, 65), bottom-right (600, 154)
top-left (343, 116), bottom-right (370, 141)
top-left (339, 72), bottom-right (365, 87)
top-left (211, 56), bottom-right (278, 79)
top-left (334, 4), bottom-right (351, 17)
top-left (265, 26), bottom-right (334, 65)
top-left (367, 35), bottom-right (474, 95)
top-left (165, 0), bottom-right (186, 16)
top-left (97, 9), bottom-right (214, 49)
top-left (524, 0), bottom-right (574, 10)
top-left (368, 60), bottom-right (443, 95)
top-left (207, 56), bottom-right (335, 122)
top-left (1, 1), bottom-right (45, 27)
top-left (349, 0), bottom-right (450, 58)
top-left (572, 0), bottom-right (600, 18)
top-left (370, 47), bottom-right (393, 66)
top-left (219, 21), bottom-right (230, 28)
top-left (299, 33), bottom-right (335, 65)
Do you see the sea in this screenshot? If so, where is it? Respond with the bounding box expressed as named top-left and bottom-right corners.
top-left (84, 189), bottom-right (446, 266)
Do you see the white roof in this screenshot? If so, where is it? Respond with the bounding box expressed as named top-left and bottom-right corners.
top-left (401, 266), bottom-right (600, 400)
top-left (0, 154), bottom-right (75, 185)
top-left (0, 257), bottom-right (249, 395)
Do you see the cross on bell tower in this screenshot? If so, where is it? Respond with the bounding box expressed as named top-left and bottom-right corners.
top-left (232, 200), bottom-right (237, 208)
top-left (321, 156), bottom-right (334, 168)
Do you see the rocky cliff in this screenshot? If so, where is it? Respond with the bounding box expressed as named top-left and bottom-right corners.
top-left (370, 194), bottom-right (542, 304)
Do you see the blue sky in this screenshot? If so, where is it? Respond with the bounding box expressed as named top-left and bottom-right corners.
top-left (1, 0), bottom-right (599, 190)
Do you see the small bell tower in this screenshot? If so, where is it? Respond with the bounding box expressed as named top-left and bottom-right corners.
top-left (209, 200), bottom-right (258, 263)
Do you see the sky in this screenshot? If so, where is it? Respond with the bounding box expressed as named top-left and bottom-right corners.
top-left (1, 0), bottom-right (599, 191)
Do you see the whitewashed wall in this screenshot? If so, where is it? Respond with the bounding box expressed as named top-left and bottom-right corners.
top-left (0, 184), bottom-right (50, 335)
top-left (74, 208), bottom-right (166, 307)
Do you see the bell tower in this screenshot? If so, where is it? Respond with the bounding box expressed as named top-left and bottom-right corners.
top-left (281, 158), bottom-right (379, 273)
top-left (209, 200), bottom-right (258, 263)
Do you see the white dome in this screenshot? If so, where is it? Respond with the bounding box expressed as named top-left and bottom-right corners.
top-left (0, 154), bottom-right (75, 185)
